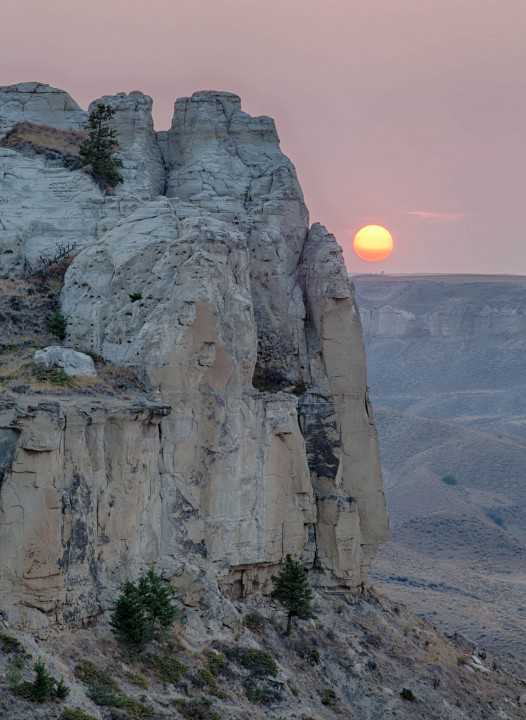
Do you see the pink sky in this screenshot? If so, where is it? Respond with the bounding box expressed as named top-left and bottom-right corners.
top-left (3, 0), bottom-right (526, 273)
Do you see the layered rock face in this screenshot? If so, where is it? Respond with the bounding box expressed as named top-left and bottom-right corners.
top-left (0, 83), bottom-right (388, 628)
top-left (0, 84), bottom-right (159, 276)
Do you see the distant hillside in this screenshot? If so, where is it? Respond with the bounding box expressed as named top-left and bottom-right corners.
top-left (355, 274), bottom-right (526, 665)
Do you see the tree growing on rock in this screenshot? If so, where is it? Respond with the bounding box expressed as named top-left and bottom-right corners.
top-left (79, 103), bottom-right (123, 188)
top-left (110, 567), bottom-right (180, 649)
top-left (271, 554), bottom-right (313, 635)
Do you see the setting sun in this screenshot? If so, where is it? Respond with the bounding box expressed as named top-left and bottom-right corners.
top-left (353, 225), bottom-right (394, 262)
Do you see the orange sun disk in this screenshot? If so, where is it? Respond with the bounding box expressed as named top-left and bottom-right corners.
top-left (353, 225), bottom-right (394, 262)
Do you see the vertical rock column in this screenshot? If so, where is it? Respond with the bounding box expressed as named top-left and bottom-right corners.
top-left (300, 224), bottom-right (389, 587)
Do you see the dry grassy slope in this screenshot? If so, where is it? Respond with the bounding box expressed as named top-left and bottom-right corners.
top-left (354, 274), bottom-right (526, 665)
top-left (1, 591), bottom-right (525, 720)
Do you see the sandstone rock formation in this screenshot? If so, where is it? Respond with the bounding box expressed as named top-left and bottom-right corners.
top-left (0, 83), bottom-right (388, 629)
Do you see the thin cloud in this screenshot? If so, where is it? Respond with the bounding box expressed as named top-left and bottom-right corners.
top-left (407, 210), bottom-right (465, 222)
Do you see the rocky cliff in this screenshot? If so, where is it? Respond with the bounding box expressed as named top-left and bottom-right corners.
top-left (0, 83), bottom-right (388, 630)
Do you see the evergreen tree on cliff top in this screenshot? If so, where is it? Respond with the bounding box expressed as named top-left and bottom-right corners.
top-left (271, 554), bottom-right (313, 635)
top-left (79, 103), bottom-right (123, 188)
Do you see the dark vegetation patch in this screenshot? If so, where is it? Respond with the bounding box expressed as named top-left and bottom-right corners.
top-left (32, 364), bottom-right (72, 386)
top-left (61, 709), bottom-right (99, 720)
top-left (74, 660), bottom-right (152, 718)
top-left (223, 647), bottom-right (278, 677)
top-left (244, 677), bottom-right (282, 705)
top-left (174, 697), bottom-right (220, 720)
top-left (142, 651), bottom-right (187, 685)
top-left (244, 611), bottom-right (266, 633)
top-left (320, 687), bottom-right (338, 706)
top-left (400, 687), bottom-right (417, 702)
top-left (0, 632), bottom-right (24, 655)
top-left (13, 659), bottom-right (69, 703)
top-left (47, 310), bottom-right (68, 340)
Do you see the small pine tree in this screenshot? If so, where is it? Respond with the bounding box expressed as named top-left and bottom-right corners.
top-left (79, 103), bottom-right (123, 188)
top-left (55, 676), bottom-right (70, 700)
top-left (31, 660), bottom-right (57, 702)
top-left (271, 554), bottom-right (313, 636)
top-left (138, 566), bottom-right (179, 632)
top-left (110, 580), bottom-right (152, 648)
top-left (110, 568), bottom-right (179, 649)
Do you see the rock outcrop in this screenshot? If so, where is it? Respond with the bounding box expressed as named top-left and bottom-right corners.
top-left (33, 346), bottom-right (97, 377)
top-left (0, 83), bottom-right (388, 629)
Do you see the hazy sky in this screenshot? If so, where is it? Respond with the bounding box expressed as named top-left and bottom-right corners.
top-left (2, 0), bottom-right (526, 273)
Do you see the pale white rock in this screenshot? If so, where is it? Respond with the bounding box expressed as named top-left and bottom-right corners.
top-left (0, 85), bottom-right (163, 276)
top-left (0, 85), bottom-right (388, 628)
top-left (299, 223), bottom-right (389, 581)
top-left (162, 91), bottom-right (310, 387)
top-left (0, 82), bottom-right (87, 138)
top-left (33, 346), bottom-right (97, 377)
top-left (89, 91), bottom-right (165, 199)
top-left (62, 197), bottom-right (316, 593)
top-left (0, 398), bottom-right (169, 628)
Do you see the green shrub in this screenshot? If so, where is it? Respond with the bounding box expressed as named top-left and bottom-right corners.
top-left (195, 667), bottom-right (227, 699)
top-left (6, 654), bottom-right (28, 688)
top-left (441, 474), bottom-right (458, 486)
top-left (400, 687), bottom-right (416, 701)
top-left (86, 683), bottom-right (125, 708)
top-left (74, 661), bottom-right (122, 707)
top-left (320, 688), bottom-right (337, 706)
top-left (111, 567), bottom-right (180, 648)
top-left (129, 293), bottom-right (143, 302)
top-left (295, 640), bottom-right (320, 666)
top-left (55, 677), bottom-right (69, 700)
top-left (33, 364), bottom-right (71, 386)
top-left (48, 310), bottom-right (67, 340)
top-left (61, 709), bottom-right (98, 720)
top-left (121, 697), bottom-right (154, 719)
top-left (244, 677), bottom-right (282, 705)
top-left (126, 671), bottom-right (149, 689)
top-left (174, 697), bottom-right (220, 720)
top-left (14, 659), bottom-right (69, 703)
top-left (74, 660), bottom-right (118, 690)
top-left (205, 650), bottom-right (226, 677)
top-left (80, 104), bottom-right (123, 188)
top-left (244, 611), bottom-right (266, 633)
top-left (271, 554), bottom-right (313, 635)
top-left (81, 677), bottom-right (152, 719)
top-left (245, 681), bottom-right (265, 704)
top-left (225, 647), bottom-right (278, 677)
top-left (143, 652), bottom-right (187, 684)
top-left (0, 633), bottom-right (24, 654)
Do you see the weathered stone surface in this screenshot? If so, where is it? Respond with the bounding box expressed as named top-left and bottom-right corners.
top-left (0, 82), bottom-right (87, 138)
top-left (90, 91), bottom-right (165, 198)
top-left (0, 397), bottom-right (169, 628)
top-left (299, 225), bottom-right (389, 580)
top-left (0, 85), bottom-right (388, 627)
top-left (162, 91), bottom-right (310, 387)
top-left (0, 86), bottom-right (161, 277)
top-left (33, 346), bottom-right (97, 377)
